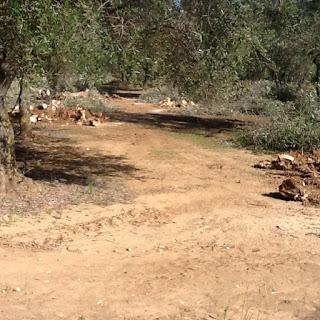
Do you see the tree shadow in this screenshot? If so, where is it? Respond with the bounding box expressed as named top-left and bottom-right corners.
top-left (109, 111), bottom-right (247, 135)
top-left (15, 132), bottom-right (139, 186)
top-left (262, 192), bottom-right (292, 201)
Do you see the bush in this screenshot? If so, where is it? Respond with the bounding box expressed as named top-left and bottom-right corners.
top-left (139, 86), bottom-right (180, 103)
top-left (63, 90), bottom-right (121, 115)
top-left (270, 84), bottom-right (297, 102)
top-left (188, 80), bottom-right (282, 116)
top-left (240, 97), bottom-right (320, 152)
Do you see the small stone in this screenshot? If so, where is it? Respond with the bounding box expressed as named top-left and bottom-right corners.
top-left (181, 99), bottom-right (188, 107)
top-left (30, 115), bottom-right (38, 123)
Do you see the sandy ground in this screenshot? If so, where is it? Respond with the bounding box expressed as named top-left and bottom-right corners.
top-left (0, 99), bottom-right (320, 320)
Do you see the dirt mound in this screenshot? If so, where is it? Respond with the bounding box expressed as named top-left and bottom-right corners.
top-left (256, 152), bottom-right (320, 205)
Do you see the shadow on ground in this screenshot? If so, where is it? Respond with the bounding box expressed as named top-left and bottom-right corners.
top-left (109, 111), bottom-right (247, 135)
top-left (15, 132), bottom-right (139, 186)
top-left (262, 192), bottom-right (292, 201)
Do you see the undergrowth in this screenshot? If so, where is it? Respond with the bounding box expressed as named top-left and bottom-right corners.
top-left (239, 96), bottom-right (320, 152)
top-left (63, 90), bottom-right (121, 115)
top-left (140, 86), bottom-right (180, 103)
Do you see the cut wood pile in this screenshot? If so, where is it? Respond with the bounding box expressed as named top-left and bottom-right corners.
top-left (256, 153), bottom-right (320, 205)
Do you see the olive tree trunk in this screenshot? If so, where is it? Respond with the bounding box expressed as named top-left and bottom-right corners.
top-left (311, 52), bottom-right (320, 98)
top-left (0, 54), bottom-right (17, 192)
top-left (17, 77), bottom-right (31, 136)
top-left (315, 60), bottom-right (320, 98)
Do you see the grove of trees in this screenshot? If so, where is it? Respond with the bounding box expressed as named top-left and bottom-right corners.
top-left (1, 0), bottom-right (320, 189)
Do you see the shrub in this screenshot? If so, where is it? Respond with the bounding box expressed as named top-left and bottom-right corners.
top-left (270, 84), bottom-right (297, 102)
top-left (139, 86), bottom-right (180, 103)
top-left (187, 80), bottom-right (282, 117)
top-left (63, 90), bottom-right (121, 115)
top-left (240, 97), bottom-right (320, 152)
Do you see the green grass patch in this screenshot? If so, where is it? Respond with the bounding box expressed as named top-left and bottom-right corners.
top-left (150, 148), bottom-right (179, 159)
top-left (171, 131), bottom-right (234, 150)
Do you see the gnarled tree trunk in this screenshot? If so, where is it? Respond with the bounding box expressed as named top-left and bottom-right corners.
top-left (0, 52), bottom-right (17, 192)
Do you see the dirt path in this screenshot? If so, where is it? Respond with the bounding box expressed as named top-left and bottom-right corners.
top-left (1, 100), bottom-right (320, 320)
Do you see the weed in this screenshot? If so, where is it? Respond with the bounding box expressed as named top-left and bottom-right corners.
top-left (86, 176), bottom-right (96, 194)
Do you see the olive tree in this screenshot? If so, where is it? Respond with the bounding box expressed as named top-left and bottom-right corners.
top-left (0, 0), bottom-right (107, 190)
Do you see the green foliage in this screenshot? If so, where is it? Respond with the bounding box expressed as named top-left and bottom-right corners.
top-left (2, 0), bottom-right (319, 98)
top-left (63, 90), bottom-right (120, 115)
top-left (103, 0), bottom-right (179, 85)
top-left (270, 84), bottom-right (297, 102)
top-left (1, 0), bottom-right (320, 94)
top-left (0, 0), bottom-right (108, 89)
top-left (140, 86), bottom-right (180, 103)
top-left (240, 97), bottom-right (320, 152)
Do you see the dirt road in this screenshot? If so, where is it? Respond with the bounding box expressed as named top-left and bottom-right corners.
top-left (1, 100), bottom-right (320, 320)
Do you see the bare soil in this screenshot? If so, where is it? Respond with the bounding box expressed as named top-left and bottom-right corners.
top-left (0, 99), bottom-right (320, 320)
